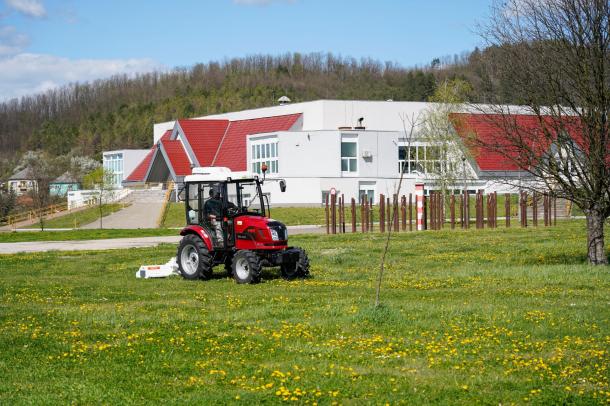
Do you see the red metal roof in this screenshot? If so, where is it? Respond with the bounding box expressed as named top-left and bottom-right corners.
top-left (161, 139), bottom-right (191, 176)
top-left (450, 113), bottom-right (583, 171)
top-left (160, 129), bottom-right (172, 141)
top-left (177, 119), bottom-right (230, 167)
top-left (125, 113), bottom-right (301, 181)
top-left (213, 113), bottom-right (302, 170)
top-left (124, 145), bottom-right (157, 182)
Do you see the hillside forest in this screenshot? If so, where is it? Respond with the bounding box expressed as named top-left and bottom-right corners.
top-left (0, 48), bottom-right (522, 180)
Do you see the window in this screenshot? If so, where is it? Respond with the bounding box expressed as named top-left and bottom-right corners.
top-left (103, 153), bottom-right (124, 188)
top-left (359, 182), bottom-right (375, 204)
top-left (341, 141), bottom-right (358, 173)
top-left (251, 139), bottom-right (279, 175)
top-left (398, 145), bottom-right (444, 174)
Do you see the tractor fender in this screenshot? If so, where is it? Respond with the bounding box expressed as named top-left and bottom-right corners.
top-left (179, 225), bottom-right (213, 251)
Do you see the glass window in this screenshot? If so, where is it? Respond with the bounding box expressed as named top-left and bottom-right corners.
top-left (341, 141), bottom-right (357, 173)
top-left (250, 140), bottom-right (279, 175)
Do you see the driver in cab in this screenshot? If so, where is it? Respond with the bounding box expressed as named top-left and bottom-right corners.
top-left (204, 188), bottom-right (237, 241)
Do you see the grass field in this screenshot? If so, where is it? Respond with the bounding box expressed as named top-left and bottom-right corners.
top-left (162, 202), bottom-right (330, 227)
top-left (1, 221), bottom-right (609, 404)
top-left (25, 203), bottom-right (127, 230)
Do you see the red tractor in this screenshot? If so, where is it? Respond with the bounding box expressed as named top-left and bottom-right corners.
top-left (176, 166), bottom-right (310, 283)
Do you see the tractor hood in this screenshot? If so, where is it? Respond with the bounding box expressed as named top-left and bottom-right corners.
top-left (233, 215), bottom-right (288, 247)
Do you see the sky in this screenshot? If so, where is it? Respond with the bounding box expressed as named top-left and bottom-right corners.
top-left (0, 0), bottom-right (493, 101)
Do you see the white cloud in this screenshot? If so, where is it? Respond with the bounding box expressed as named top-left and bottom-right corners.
top-left (4, 0), bottom-right (46, 18)
top-left (0, 53), bottom-right (164, 101)
top-left (233, 0), bottom-right (295, 5)
top-left (0, 25), bottom-right (29, 55)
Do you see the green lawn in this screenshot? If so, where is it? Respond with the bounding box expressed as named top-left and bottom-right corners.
top-left (163, 202), bottom-right (330, 227)
top-left (25, 203), bottom-right (127, 230)
top-left (1, 221), bottom-right (609, 404)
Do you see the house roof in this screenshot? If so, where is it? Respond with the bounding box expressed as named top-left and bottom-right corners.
top-left (213, 113), bottom-right (302, 170)
top-left (125, 146), bottom-right (157, 182)
top-left (177, 119), bottom-right (230, 166)
top-left (450, 113), bottom-right (584, 172)
top-left (160, 139), bottom-right (191, 176)
top-left (51, 172), bottom-right (79, 184)
top-left (124, 113), bottom-right (302, 182)
top-left (9, 167), bottom-right (34, 180)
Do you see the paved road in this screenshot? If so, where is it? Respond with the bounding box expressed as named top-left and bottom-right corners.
top-left (0, 236), bottom-right (181, 254)
top-left (0, 225), bottom-right (324, 254)
top-left (81, 202), bottom-right (165, 229)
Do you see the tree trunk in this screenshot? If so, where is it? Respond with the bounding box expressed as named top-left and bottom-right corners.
top-left (585, 209), bottom-right (608, 265)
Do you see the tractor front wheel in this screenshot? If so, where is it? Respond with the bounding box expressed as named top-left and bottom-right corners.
top-left (177, 234), bottom-right (213, 280)
top-left (280, 247), bottom-right (310, 280)
top-left (232, 250), bottom-right (262, 284)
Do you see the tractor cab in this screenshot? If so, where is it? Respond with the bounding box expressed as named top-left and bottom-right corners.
top-left (183, 168), bottom-right (268, 249)
top-left (176, 166), bottom-right (308, 284)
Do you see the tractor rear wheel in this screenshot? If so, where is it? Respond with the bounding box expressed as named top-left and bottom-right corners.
top-left (177, 234), bottom-right (213, 280)
top-left (232, 250), bottom-right (262, 284)
top-left (280, 247), bottom-right (310, 280)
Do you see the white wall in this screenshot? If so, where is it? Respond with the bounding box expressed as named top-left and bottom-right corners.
top-left (103, 149), bottom-right (150, 188)
top-left (153, 100), bottom-right (436, 143)
top-left (247, 129), bottom-right (443, 205)
top-left (122, 150), bottom-right (150, 179)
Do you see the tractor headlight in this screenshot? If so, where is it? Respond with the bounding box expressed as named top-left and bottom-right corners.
top-left (270, 229), bottom-right (279, 241)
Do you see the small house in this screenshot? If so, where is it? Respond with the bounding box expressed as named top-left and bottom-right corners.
top-left (49, 172), bottom-right (81, 197)
top-left (8, 168), bottom-right (37, 196)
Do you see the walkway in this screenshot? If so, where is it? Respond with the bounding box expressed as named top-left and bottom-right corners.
top-left (81, 189), bottom-right (167, 229)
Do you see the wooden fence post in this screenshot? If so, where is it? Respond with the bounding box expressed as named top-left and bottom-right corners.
top-left (351, 198), bottom-right (356, 233)
top-left (360, 196), bottom-right (365, 233)
top-left (369, 197), bottom-right (374, 232)
top-left (401, 195), bottom-right (406, 231)
top-left (393, 194), bottom-right (399, 232)
top-left (459, 192), bottom-right (464, 228)
top-left (386, 196), bottom-right (391, 232)
top-left (553, 195), bottom-right (557, 226)
top-left (521, 192), bottom-right (527, 227)
top-left (331, 193), bottom-right (337, 234)
top-left (450, 194), bottom-right (455, 229)
top-left (325, 194), bottom-right (329, 234)
top-left (341, 194), bottom-right (346, 233)
top-left (423, 195), bottom-right (428, 230)
top-left (408, 193), bottom-right (413, 231)
top-left (493, 192), bottom-right (498, 228)
top-left (532, 191), bottom-right (538, 227)
top-left (379, 194), bottom-right (385, 233)
top-left (505, 193), bottom-right (510, 228)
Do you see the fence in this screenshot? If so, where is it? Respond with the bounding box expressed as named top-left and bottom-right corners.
top-left (324, 191), bottom-right (559, 234)
top-left (1, 202), bottom-right (69, 228)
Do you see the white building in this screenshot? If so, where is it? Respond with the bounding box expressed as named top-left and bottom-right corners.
top-left (126, 100), bottom-right (541, 205)
top-left (102, 149), bottom-right (150, 189)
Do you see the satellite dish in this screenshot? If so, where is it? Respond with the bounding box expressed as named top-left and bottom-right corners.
top-left (278, 96), bottom-right (291, 105)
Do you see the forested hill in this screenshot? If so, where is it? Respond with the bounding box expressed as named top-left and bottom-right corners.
top-left (0, 50), bottom-right (510, 163)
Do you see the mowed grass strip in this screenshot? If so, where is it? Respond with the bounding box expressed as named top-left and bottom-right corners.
top-left (0, 220), bottom-right (609, 404)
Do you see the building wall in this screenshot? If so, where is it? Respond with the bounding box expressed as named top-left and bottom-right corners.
top-left (247, 129), bottom-right (472, 205)
top-left (8, 180), bottom-right (36, 196)
top-left (103, 149), bottom-right (149, 188)
top-left (153, 100), bottom-right (435, 143)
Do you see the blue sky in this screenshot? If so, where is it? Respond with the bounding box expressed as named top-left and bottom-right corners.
top-left (0, 0), bottom-right (492, 101)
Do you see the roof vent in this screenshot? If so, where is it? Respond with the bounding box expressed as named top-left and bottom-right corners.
top-left (278, 96), bottom-right (291, 105)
